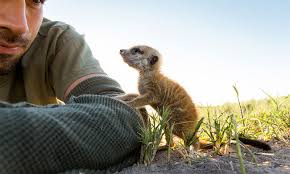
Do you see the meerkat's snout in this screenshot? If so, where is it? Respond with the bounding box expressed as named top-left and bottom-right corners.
top-left (120, 49), bottom-right (126, 55)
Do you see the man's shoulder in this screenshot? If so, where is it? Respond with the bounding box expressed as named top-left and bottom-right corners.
top-left (35, 18), bottom-right (85, 54)
top-left (23, 18), bottom-right (84, 65)
top-left (38, 18), bottom-right (80, 39)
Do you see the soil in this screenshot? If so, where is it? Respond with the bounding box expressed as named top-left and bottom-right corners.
top-left (117, 140), bottom-right (290, 174)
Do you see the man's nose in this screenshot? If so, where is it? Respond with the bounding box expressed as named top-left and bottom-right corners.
top-left (0, 1), bottom-right (29, 35)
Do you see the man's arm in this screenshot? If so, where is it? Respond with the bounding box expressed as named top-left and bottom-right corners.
top-left (0, 95), bottom-right (143, 174)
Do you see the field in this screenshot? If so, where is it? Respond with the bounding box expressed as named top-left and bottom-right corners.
top-left (118, 89), bottom-right (290, 174)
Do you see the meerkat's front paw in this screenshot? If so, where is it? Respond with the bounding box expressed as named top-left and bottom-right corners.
top-left (114, 93), bottom-right (139, 102)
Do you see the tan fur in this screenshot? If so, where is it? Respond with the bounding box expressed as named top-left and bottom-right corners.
top-left (119, 45), bottom-right (199, 145)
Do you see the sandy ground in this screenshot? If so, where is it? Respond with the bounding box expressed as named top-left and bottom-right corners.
top-left (117, 140), bottom-right (290, 174)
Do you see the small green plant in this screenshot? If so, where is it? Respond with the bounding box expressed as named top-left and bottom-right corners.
top-left (139, 106), bottom-right (204, 164)
top-left (203, 108), bottom-right (233, 154)
top-left (139, 107), bottom-right (171, 165)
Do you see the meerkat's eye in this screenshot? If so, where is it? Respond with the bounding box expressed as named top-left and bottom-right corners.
top-left (131, 48), bottom-right (144, 55)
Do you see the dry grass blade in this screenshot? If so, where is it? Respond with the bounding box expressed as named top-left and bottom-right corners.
top-left (233, 86), bottom-right (247, 174)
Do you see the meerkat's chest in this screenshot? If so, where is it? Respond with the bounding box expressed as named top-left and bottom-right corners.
top-left (138, 78), bottom-right (160, 95)
top-left (138, 77), bottom-right (173, 104)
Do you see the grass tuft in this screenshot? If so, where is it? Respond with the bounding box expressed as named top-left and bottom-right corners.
top-left (139, 107), bottom-right (171, 165)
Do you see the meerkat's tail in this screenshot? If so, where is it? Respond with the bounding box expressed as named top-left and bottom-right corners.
top-left (238, 136), bottom-right (271, 150)
top-left (198, 136), bottom-right (271, 151)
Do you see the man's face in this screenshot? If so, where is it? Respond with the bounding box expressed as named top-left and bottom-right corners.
top-left (0, 0), bottom-right (45, 75)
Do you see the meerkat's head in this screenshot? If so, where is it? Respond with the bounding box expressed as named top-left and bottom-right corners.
top-left (120, 45), bottom-right (162, 72)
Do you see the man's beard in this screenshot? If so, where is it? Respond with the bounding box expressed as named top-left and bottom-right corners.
top-left (0, 54), bottom-right (21, 75)
top-left (0, 28), bottom-right (31, 75)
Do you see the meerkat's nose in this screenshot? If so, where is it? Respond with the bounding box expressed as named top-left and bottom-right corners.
top-left (120, 49), bottom-right (126, 54)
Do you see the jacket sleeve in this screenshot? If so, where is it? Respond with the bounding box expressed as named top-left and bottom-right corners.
top-left (0, 95), bottom-right (144, 174)
top-left (64, 75), bottom-right (124, 103)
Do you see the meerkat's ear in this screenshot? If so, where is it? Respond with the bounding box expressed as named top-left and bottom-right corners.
top-left (149, 55), bottom-right (159, 65)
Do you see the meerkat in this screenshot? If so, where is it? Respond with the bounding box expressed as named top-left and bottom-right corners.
top-left (118, 45), bottom-right (199, 147)
top-left (117, 45), bottom-right (272, 151)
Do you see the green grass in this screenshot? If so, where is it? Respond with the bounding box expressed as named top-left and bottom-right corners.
top-left (200, 87), bottom-right (289, 173)
top-left (203, 109), bottom-right (233, 154)
top-left (138, 107), bottom-right (204, 165)
top-left (139, 107), bottom-right (172, 165)
top-left (200, 93), bottom-right (289, 143)
top-left (185, 117), bottom-right (204, 148)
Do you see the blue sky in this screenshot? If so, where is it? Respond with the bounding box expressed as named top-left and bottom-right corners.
top-left (44, 0), bottom-right (290, 105)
